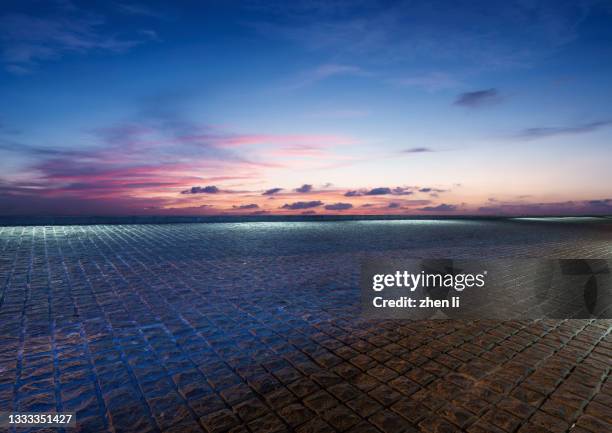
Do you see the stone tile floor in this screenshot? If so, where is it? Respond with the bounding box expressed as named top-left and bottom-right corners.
top-left (0, 223), bottom-right (610, 433)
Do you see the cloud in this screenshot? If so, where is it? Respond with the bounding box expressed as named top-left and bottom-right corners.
top-left (587, 199), bottom-right (612, 208)
top-left (516, 120), bottom-right (612, 140)
top-left (401, 200), bottom-right (432, 206)
top-left (281, 200), bottom-right (323, 210)
top-left (344, 190), bottom-right (362, 197)
top-left (345, 186), bottom-right (413, 196)
top-left (478, 199), bottom-right (612, 215)
top-left (394, 72), bottom-right (461, 91)
top-left (181, 185), bottom-right (220, 194)
top-left (418, 187), bottom-right (446, 193)
top-left (419, 203), bottom-right (457, 212)
top-left (402, 147), bottom-right (433, 153)
top-left (308, 109), bottom-right (369, 119)
top-left (0, 89), bottom-right (362, 216)
top-left (290, 63), bottom-right (367, 88)
top-left (233, 203), bottom-right (259, 209)
top-left (262, 187), bottom-right (283, 195)
top-left (214, 133), bottom-right (355, 149)
top-left (0, 96), bottom-right (278, 209)
top-left (324, 202), bottom-right (353, 211)
top-left (249, 2), bottom-right (595, 72)
top-left (392, 187), bottom-right (413, 196)
top-left (454, 89), bottom-right (500, 108)
top-left (116, 3), bottom-right (167, 19)
top-left (0, 8), bottom-right (152, 73)
top-left (387, 202), bottom-right (401, 209)
top-left (365, 187), bottom-right (392, 195)
top-left (295, 184), bottom-right (313, 193)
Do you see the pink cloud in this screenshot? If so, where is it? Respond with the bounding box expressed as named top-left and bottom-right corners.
top-left (210, 133), bottom-right (357, 148)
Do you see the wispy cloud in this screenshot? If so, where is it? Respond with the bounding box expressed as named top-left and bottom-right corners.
top-left (232, 203), bottom-right (259, 210)
top-left (2, 93), bottom-right (360, 207)
top-left (454, 88), bottom-right (501, 108)
top-left (344, 186), bottom-right (414, 196)
top-left (211, 133), bottom-right (356, 149)
top-left (307, 109), bottom-right (369, 119)
top-left (262, 187), bottom-right (283, 195)
top-left (401, 147), bottom-right (433, 154)
top-left (116, 3), bottom-right (167, 19)
top-left (419, 203), bottom-right (457, 212)
top-left (249, 1), bottom-right (596, 70)
top-left (281, 200), bottom-right (323, 210)
top-left (418, 187), bottom-right (446, 193)
top-left (288, 63), bottom-right (367, 89)
top-left (478, 199), bottom-right (612, 215)
top-left (516, 120), bottom-right (612, 140)
top-left (394, 72), bottom-right (461, 91)
top-left (0, 6), bottom-right (155, 73)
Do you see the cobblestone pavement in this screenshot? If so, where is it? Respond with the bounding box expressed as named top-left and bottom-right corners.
top-left (0, 221), bottom-right (611, 433)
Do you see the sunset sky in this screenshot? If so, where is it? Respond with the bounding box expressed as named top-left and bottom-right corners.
top-left (1, 0), bottom-right (611, 216)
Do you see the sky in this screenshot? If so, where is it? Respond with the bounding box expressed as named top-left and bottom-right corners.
top-left (1, 0), bottom-right (611, 216)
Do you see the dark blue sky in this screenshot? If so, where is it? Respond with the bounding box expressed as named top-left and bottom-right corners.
top-left (1, 1), bottom-right (611, 215)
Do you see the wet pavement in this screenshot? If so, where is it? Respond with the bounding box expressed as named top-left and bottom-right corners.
top-left (0, 221), bottom-right (610, 433)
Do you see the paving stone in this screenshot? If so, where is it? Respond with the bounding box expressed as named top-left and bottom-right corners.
top-left (516, 423), bottom-right (553, 433)
top-left (189, 393), bottom-right (226, 417)
top-left (162, 419), bottom-right (205, 433)
top-left (418, 414), bottom-right (462, 433)
top-left (575, 414), bottom-right (612, 433)
top-left (247, 413), bottom-right (288, 433)
top-left (0, 224), bottom-right (610, 433)
top-left (528, 410), bottom-right (570, 433)
top-left (346, 420), bottom-right (385, 433)
top-left (584, 400), bottom-right (612, 425)
top-left (148, 394), bottom-right (194, 431)
top-left (277, 402), bottom-right (314, 427)
top-left (287, 377), bottom-right (320, 398)
top-left (233, 397), bottom-right (270, 422)
top-left (322, 404), bottom-right (362, 431)
top-left (328, 382), bottom-right (361, 402)
top-left (368, 365), bottom-right (398, 382)
top-left (264, 386), bottom-right (297, 409)
top-left (540, 398), bottom-right (581, 423)
top-left (388, 376), bottom-right (420, 396)
top-left (295, 417), bottom-right (335, 433)
top-left (391, 399), bottom-right (431, 424)
top-left (482, 408), bottom-right (522, 432)
top-left (368, 384), bottom-right (402, 406)
top-left (466, 420), bottom-right (506, 433)
top-left (347, 393), bottom-right (383, 418)
top-left (369, 409), bottom-right (417, 433)
top-left (200, 409), bottom-right (241, 433)
top-left (439, 403), bottom-right (476, 429)
top-left (496, 396), bottom-right (537, 419)
top-left (351, 354), bottom-right (377, 371)
top-left (351, 373), bottom-right (381, 392)
top-left (108, 405), bottom-right (156, 433)
top-left (303, 390), bottom-right (339, 414)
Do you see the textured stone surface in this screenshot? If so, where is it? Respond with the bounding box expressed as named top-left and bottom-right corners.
top-left (0, 222), bottom-right (610, 432)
